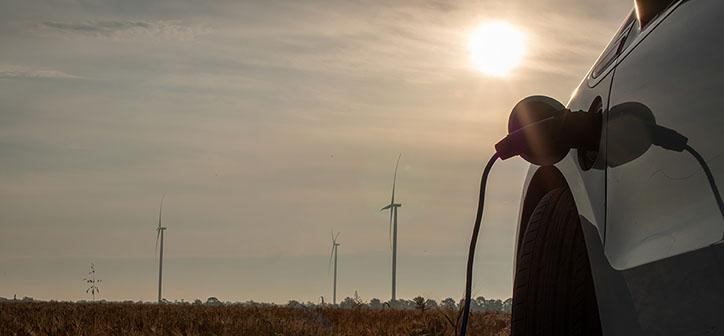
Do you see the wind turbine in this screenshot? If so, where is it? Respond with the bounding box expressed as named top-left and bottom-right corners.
top-left (155, 195), bottom-right (167, 304)
top-left (329, 231), bottom-right (341, 305)
top-left (381, 153), bottom-right (402, 303)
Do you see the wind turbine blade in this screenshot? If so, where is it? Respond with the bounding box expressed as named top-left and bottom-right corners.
top-left (328, 244), bottom-right (335, 274)
top-left (391, 153), bottom-right (401, 204)
top-left (158, 194), bottom-right (165, 230)
top-left (155, 194), bottom-right (165, 253)
top-left (380, 204), bottom-right (392, 211)
top-left (334, 232), bottom-right (340, 242)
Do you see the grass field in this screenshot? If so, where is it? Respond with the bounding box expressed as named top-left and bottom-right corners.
top-left (0, 302), bottom-right (510, 336)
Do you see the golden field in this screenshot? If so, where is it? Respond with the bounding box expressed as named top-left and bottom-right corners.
top-left (0, 301), bottom-right (510, 336)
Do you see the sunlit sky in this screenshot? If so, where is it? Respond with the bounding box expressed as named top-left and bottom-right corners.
top-left (0, 0), bottom-right (630, 303)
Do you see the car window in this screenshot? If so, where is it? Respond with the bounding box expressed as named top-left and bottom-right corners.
top-left (620, 18), bottom-right (642, 51)
top-left (590, 12), bottom-right (636, 79)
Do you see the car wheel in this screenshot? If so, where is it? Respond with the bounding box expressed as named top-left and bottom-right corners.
top-left (512, 187), bottom-right (602, 336)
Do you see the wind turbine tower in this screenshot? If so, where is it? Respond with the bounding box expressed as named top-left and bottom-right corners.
top-left (329, 231), bottom-right (341, 305)
top-left (381, 154), bottom-right (402, 303)
top-left (156, 195), bottom-right (167, 304)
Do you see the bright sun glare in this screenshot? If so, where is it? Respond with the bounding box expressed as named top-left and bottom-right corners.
top-left (468, 21), bottom-right (526, 76)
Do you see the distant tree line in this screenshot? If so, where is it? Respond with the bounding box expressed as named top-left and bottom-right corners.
top-left (286, 296), bottom-right (512, 313)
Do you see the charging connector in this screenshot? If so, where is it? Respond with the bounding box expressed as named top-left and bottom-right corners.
top-left (494, 100), bottom-right (601, 166)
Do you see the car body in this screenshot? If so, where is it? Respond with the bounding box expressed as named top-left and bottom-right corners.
top-left (516, 0), bottom-right (724, 335)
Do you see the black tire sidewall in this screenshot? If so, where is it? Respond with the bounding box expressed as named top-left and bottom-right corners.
top-left (511, 188), bottom-right (601, 336)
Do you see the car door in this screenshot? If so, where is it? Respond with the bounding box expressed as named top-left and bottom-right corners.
top-left (605, 0), bottom-right (724, 335)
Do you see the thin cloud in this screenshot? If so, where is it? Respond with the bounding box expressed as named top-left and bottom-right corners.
top-left (0, 64), bottom-right (80, 79)
top-left (36, 20), bottom-right (210, 40)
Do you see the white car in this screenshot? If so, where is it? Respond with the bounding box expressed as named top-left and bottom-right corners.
top-left (511, 0), bottom-right (724, 335)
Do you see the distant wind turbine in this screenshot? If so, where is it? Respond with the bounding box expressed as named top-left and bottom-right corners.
top-left (155, 195), bottom-right (167, 304)
top-left (329, 231), bottom-right (341, 305)
top-left (380, 154), bottom-right (402, 303)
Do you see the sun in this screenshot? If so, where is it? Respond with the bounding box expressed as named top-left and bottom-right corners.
top-left (468, 21), bottom-right (526, 76)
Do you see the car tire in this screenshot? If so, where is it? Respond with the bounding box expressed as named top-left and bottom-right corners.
top-left (511, 187), bottom-right (602, 336)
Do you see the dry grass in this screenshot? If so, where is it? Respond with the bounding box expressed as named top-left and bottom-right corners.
top-left (0, 301), bottom-right (510, 336)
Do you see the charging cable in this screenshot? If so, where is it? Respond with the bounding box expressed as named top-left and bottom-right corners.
top-left (459, 152), bottom-right (499, 336)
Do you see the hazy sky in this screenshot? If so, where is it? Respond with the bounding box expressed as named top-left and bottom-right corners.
top-left (0, 0), bottom-right (631, 303)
